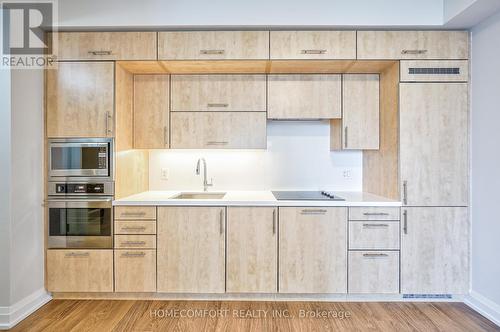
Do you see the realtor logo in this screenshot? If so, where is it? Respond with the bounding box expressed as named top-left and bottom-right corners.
top-left (1, 0), bottom-right (57, 68)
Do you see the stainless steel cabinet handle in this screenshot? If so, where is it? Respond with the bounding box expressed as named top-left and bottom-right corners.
top-left (403, 181), bottom-right (408, 205)
top-left (207, 103), bottom-right (229, 108)
top-left (200, 49), bottom-right (225, 55)
top-left (362, 223), bottom-right (389, 228)
top-left (363, 253), bottom-right (389, 258)
top-left (301, 209), bottom-right (327, 215)
top-left (206, 141), bottom-right (229, 146)
top-left (401, 49), bottom-right (428, 55)
top-left (219, 209), bottom-right (224, 235)
top-left (88, 50), bottom-right (112, 55)
top-left (65, 252), bottom-right (89, 257)
top-left (301, 49), bottom-right (327, 54)
top-left (363, 212), bottom-right (390, 216)
top-left (272, 209), bottom-right (276, 235)
top-left (344, 126), bottom-right (348, 148)
top-left (122, 241), bottom-right (146, 246)
top-left (164, 126), bottom-right (168, 146)
top-left (121, 251), bottom-right (146, 257)
top-left (122, 226), bottom-right (146, 231)
top-left (105, 111), bottom-right (113, 135)
top-left (121, 212), bottom-right (146, 216)
top-left (403, 210), bottom-right (408, 234)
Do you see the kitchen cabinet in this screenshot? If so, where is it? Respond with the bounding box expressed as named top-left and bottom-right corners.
top-left (170, 112), bottom-right (267, 149)
top-left (349, 221), bottom-right (400, 250)
top-left (270, 31), bottom-right (356, 59)
top-left (114, 206), bottom-right (156, 220)
top-left (158, 31), bottom-right (269, 60)
top-left (279, 207), bottom-right (347, 293)
top-left (348, 251), bottom-right (399, 294)
top-left (50, 32), bottom-right (157, 60)
top-left (267, 74), bottom-right (341, 119)
top-left (401, 207), bottom-right (469, 294)
top-left (341, 74), bottom-right (380, 150)
top-left (400, 83), bottom-right (468, 206)
top-left (400, 60), bottom-right (469, 82)
top-left (349, 207), bottom-right (400, 221)
top-left (157, 207), bottom-right (226, 293)
top-left (357, 31), bottom-right (469, 60)
top-left (47, 250), bottom-right (113, 292)
top-left (171, 75), bottom-right (266, 112)
top-left (133, 75), bottom-right (170, 149)
top-left (114, 250), bottom-right (156, 292)
top-left (226, 207), bottom-right (277, 293)
top-left (46, 62), bottom-right (114, 138)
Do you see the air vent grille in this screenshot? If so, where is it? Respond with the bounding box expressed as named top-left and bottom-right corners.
top-left (409, 67), bottom-right (460, 75)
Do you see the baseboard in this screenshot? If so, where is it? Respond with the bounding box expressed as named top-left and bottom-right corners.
top-left (0, 288), bottom-right (52, 330)
top-left (465, 290), bottom-right (500, 327)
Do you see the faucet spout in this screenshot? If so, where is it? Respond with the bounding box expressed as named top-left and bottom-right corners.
top-left (195, 158), bottom-right (213, 192)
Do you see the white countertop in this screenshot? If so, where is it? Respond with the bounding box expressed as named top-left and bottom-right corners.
top-left (113, 191), bottom-right (401, 207)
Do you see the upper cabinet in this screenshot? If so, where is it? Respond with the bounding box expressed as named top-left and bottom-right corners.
top-left (50, 32), bottom-right (157, 60)
top-left (171, 75), bottom-right (266, 112)
top-left (270, 31), bottom-right (356, 59)
top-left (357, 31), bottom-right (469, 60)
top-left (158, 31), bottom-right (269, 60)
top-left (46, 62), bottom-right (114, 138)
top-left (267, 74), bottom-right (341, 119)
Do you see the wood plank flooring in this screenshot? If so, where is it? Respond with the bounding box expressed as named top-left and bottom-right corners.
top-left (8, 300), bottom-right (500, 332)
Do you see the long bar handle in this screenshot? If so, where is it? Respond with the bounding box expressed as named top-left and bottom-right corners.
top-left (362, 223), bottom-right (389, 228)
top-left (301, 49), bottom-right (327, 54)
top-left (164, 126), bottom-right (168, 146)
top-left (401, 49), bottom-right (428, 55)
top-left (120, 212), bottom-right (146, 217)
top-left (65, 252), bottom-right (89, 257)
top-left (301, 209), bottom-right (327, 215)
top-left (344, 126), bottom-right (348, 148)
top-left (121, 241), bottom-right (146, 246)
top-left (219, 209), bottom-right (224, 235)
top-left (121, 251), bottom-right (146, 257)
top-left (363, 253), bottom-right (389, 258)
top-left (105, 111), bottom-right (113, 135)
top-left (403, 181), bottom-right (408, 205)
top-left (207, 103), bottom-right (229, 108)
top-left (122, 226), bottom-right (147, 231)
top-left (88, 50), bottom-right (112, 55)
top-left (206, 141), bottom-right (229, 146)
top-left (272, 209), bottom-right (276, 235)
top-left (363, 212), bottom-right (390, 216)
top-left (403, 210), bottom-right (408, 235)
top-left (200, 49), bottom-right (225, 55)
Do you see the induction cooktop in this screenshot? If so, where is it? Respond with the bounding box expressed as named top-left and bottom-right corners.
top-left (272, 191), bottom-right (345, 201)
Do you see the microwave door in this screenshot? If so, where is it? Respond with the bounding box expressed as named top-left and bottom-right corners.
top-left (49, 142), bottom-right (109, 178)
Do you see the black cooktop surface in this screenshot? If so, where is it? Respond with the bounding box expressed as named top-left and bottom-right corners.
top-left (272, 191), bottom-right (345, 201)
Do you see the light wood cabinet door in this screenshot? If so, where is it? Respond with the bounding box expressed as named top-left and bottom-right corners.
top-left (270, 31), bottom-right (356, 59)
top-left (47, 250), bottom-right (113, 292)
top-left (114, 250), bottom-right (156, 292)
top-left (279, 207), bottom-right (347, 293)
top-left (342, 74), bottom-right (380, 150)
top-left (171, 75), bottom-right (266, 112)
top-left (348, 251), bottom-right (399, 294)
top-left (349, 221), bottom-right (400, 250)
top-left (170, 112), bottom-right (267, 149)
top-left (50, 32), bottom-right (157, 60)
top-left (46, 62), bottom-right (114, 138)
top-left (157, 207), bottom-right (226, 293)
top-left (114, 206), bottom-right (156, 220)
top-left (227, 207), bottom-right (277, 293)
top-left (158, 31), bottom-right (269, 60)
top-left (357, 31), bottom-right (469, 60)
top-left (400, 83), bottom-right (468, 206)
top-left (401, 207), bottom-right (469, 294)
top-left (267, 74), bottom-right (341, 119)
top-left (133, 75), bottom-right (170, 149)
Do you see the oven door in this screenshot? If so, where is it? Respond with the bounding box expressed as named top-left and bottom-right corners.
top-left (49, 140), bottom-right (110, 179)
top-left (48, 198), bottom-right (113, 248)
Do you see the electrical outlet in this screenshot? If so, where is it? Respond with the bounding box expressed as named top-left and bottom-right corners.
top-left (342, 170), bottom-right (352, 179)
top-left (161, 168), bottom-right (169, 180)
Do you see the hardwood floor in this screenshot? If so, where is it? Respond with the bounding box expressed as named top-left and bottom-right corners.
top-left (9, 300), bottom-right (499, 331)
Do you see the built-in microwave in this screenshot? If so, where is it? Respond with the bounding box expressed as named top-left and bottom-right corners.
top-left (48, 138), bottom-right (113, 181)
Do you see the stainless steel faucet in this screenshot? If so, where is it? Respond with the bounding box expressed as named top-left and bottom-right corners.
top-left (196, 158), bottom-right (213, 192)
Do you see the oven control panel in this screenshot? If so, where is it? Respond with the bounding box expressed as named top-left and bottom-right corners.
top-left (49, 182), bottom-right (113, 196)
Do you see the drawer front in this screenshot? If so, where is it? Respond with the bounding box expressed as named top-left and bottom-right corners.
top-left (114, 235), bottom-right (156, 249)
top-left (51, 32), bottom-right (157, 60)
top-left (47, 250), bottom-right (113, 292)
top-left (115, 221), bottom-right (156, 235)
top-left (158, 31), bottom-right (269, 60)
top-left (348, 251), bottom-right (399, 294)
top-left (357, 31), bottom-right (469, 60)
top-left (349, 207), bottom-right (400, 221)
top-left (349, 221), bottom-right (400, 250)
top-left (170, 112), bottom-right (267, 149)
top-left (400, 60), bottom-right (468, 82)
top-left (171, 75), bottom-right (266, 112)
top-left (115, 206), bottom-right (156, 220)
top-left (270, 31), bottom-right (356, 59)
top-left (114, 250), bottom-right (156, 292)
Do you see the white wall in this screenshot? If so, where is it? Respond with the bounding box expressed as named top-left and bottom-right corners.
top-left (58, 0), bottom-right (444, 28)
top-left (444, 0), bottom-right (476, 21)
top-left (468, 8), bottom-right (500, 322)
top-left (150, 121), bottom-right (362, 191)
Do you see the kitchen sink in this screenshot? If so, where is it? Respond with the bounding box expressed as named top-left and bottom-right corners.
top-left (171, 192), bottom-right (226, 199)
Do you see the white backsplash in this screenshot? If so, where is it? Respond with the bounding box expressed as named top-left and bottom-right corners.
top-left (149, 121), bottom-right (362, 191)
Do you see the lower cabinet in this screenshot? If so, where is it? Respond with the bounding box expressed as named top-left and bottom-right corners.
top-left (226, 207), bottom-right (277, 293)
top-left (348, 251), bottom-right (399, 294)
top-left (279, 207), bottom-right (347, 293)
top-left (47, 250), bottom-right (113, 292)
top-left (114, 250), bottom-right (156, 292)
top-left (401, 207), bottom-right (469, 294)
top-left (157, 206), bottom-right (226, 293)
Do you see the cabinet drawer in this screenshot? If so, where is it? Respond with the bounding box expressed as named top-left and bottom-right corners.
top-left (349, 221), bottom-right (400, 250)
top-left (158, 31), bottom-right (269, 60)
top-left (348, 251), bottom-right (399, 294)
top-left (357, 31), bottom-right (469, 60)
top-left (270, 31), bottom-right (356, 59)
top-left (115, 235), bottom-right (156, 249)
top-left (349, 207), bottom-right (400, 221)
top-left (47, 250), bottom-right (113, 292)
top-left (400, 60), bottom-right (468, 82)
top-left (51, 32), bottom-right (157, 60)
top-left (114, 250), bottom-right (156, 292)
top-left (171, 112), bottom-right (267, 149)
top-left (171, 75), bottom-right (266, 112)
top-left (115, 221), bottom-right (156, 235)
top-left (115, 206), bottom-right (156, 220)
top-left (267, 74), bottom-right (341, 119)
